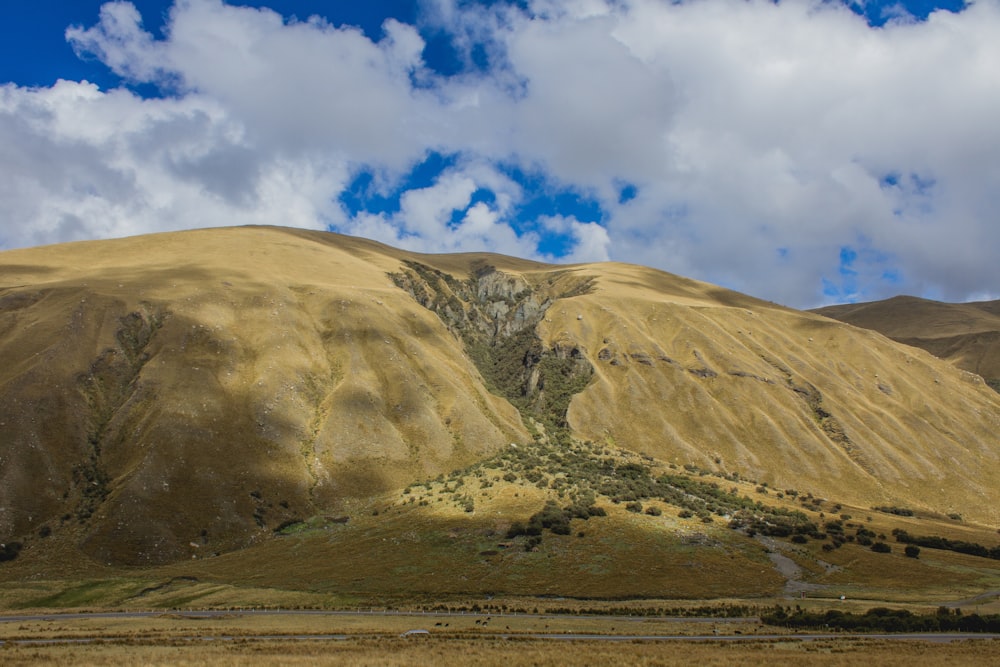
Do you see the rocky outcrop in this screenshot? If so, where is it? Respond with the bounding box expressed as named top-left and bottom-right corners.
top-left (390, 261), bottom-right (593, 429)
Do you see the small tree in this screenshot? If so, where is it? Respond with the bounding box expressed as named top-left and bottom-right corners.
top-left (904, 544), bottom-right (921, 559)
top-left (871, 542), bottom-right (892, 553)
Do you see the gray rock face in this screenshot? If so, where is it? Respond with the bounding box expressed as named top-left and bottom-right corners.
top-left (388, 261), bottom-right (593, 428)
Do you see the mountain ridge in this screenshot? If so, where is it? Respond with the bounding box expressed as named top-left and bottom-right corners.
top-left (813, 295), bottom-right (1000, 391)
top-left (1, 226), bottom-right (997, 569)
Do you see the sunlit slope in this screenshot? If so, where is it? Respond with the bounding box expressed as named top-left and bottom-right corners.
top-left (814, 296), bottom-right (1000, 388)
top-left (535, 264), bottom-right (1000, 520)
top-left (0, 227), bottom-right (527, 564)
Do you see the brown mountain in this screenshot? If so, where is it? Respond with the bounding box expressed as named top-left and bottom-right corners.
top-left (1, 227), bottom-right (998, 568)
top-left (813, 296), bottom-right (1000, 392)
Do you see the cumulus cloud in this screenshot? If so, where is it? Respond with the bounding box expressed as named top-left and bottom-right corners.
top-left (341, 163), bottom-right (545, 258)
top-left (1, 0), bottom-right (998, 307)
top-left (66, 1), bottom-right (169, 83)
top-left (0, 79), bottom-right (345, 248)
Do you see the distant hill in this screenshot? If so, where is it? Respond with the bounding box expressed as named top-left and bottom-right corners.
top-left (1, 227), bottom-right (998, 572)
top-left (813, 296), bottom-right (1000, 392)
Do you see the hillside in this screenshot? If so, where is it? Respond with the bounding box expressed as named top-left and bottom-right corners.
top-left (1, 226), bottom-right (998, 576)
top-left (814, 296), bottom-right (1000, 391)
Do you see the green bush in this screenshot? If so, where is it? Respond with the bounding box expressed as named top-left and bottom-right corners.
top-left (873, 506), bottom-right (914, 517)
top-left (762, 605), bottom-right (1000, 633)
top-left (904, 545), bottom-right (920, 558)
top-left (893, 528), bottom-right (1000, 560)
top-left (0, 541), bottom-right (22, 562)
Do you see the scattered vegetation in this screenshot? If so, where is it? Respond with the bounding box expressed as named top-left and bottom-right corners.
top-left (892, 528), bottom-right (1000, 560)
top-left (507, 497), bottom-right (606, 540)
top-left (389, 258), bottom-right (1000, 577)
top-left (873, 506), bottom-right (915, 517)
top-left (763, 605), bottom-right (1000, 633)
top-left (389, 261), bottom-right (593, 433)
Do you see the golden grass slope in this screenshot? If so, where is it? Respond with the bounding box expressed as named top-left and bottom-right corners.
top-left (1, 226), bottom-right (998, 570)
top-left (814, 295), bottom-right (1000, 386)
top-left (0, 227), bottom-right (526, 565)
top-left (533, 265), bottom-right (1000, 520)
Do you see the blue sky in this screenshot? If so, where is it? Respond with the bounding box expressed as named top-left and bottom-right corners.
top-left (0, 0), bottom-right (996, 308)
top-left (0, 1), bottom-right (967, 86)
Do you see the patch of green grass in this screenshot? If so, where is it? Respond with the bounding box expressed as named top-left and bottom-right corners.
top-left (19, 579), bottom-right (150, 609)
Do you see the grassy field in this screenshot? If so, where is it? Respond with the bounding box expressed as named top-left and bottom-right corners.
top-left (3, 464), bottom-right (999, 613)
top-left (2, 638), bottom-right (999, 667)
top-left (2, 474), bottom-right (998, 664)
top-left (1, 611), bottom-right (998, 666)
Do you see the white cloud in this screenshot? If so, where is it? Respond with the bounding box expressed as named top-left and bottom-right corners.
top-left (539, 215), bottom-right (612, 263)
top-left (500, 0), bottom-right (1000, 305)
top-left (1, 0), bottom-right (998, 308)
top-left (340, 163), bottom-right (542, 258)
top-left (66, 1), bottom-right (169, 83)
top-left (0, 79), bottom-right (345, 247)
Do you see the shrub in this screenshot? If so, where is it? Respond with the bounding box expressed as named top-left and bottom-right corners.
top-left (762, 606), bottom-right (1000, 633)
top-left (0, 542), bottom-right (22, 562)
top-left (874, 506), bottom-right (914, 517)
top-left (904, 545), bottom-right (920, 558)
top-left (871, 542), bottom-right (892, 553)
top-left (893, 529), bottom-right (1000, 560)
top-left (506, 521), bottom-right (526, 538)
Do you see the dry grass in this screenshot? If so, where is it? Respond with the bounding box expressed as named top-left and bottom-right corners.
top-left (152, 489), bottom-right (785, 601)
top-left (814, 296), bottom-right (1000, 383)
top-left (0, 610), bottom-right (997, 667)
top-left (2, 468), bottom-right (998, 612)
top-left (1, 634), bottom-right (997, 666)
